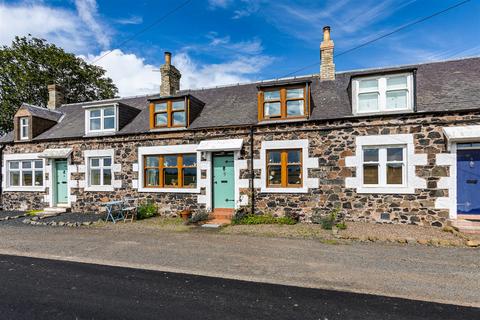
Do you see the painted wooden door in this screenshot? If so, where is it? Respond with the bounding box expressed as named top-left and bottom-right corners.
top-left (457, 149), bottom-right (480, 215)
top-left (55, 160), bottom-right (68, 204)
top-left (213, 155), bottom-right (235, 209)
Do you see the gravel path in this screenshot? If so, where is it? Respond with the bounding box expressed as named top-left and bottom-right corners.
top-left (0, 224), bottom-right (478, 307)
top-left (36, 212), bottom-right (103, 224)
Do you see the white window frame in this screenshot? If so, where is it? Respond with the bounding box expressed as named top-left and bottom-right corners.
top-left (345, 134), bottom-right (427, 194)
top-left (20, 117), bottom-right (29, 140)
top-left (84, 103), bottom-right (118, 135)
top-left (361, 145), bottom-right (407, 187)
top-left (88, 157), bottom-right (112, 187)
top-left (83, 149), bottom-right (119, 192)
top-left (352, 73), bottom-right (414, 115)
top-left (137, 145), bottom-right (201, 193)
top-left (2, 153), bottom-right (46, 192)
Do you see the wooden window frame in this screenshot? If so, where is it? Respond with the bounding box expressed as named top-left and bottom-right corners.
top-left (258, 85), bottom-right (310, 121)
top-left (150, 98), bottom-right (188, 129)
top-left (266, 149), bottom-right (303, 188)
top-left (143, 154), bottom-right (196, 188)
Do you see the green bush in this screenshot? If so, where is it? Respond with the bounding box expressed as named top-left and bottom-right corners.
top-left (137, 202), bottom-right (157, 220)
top-left (188, 210), bottom-right (210, 224)
top-left (232, 214), bottom-right (296, 225)
top-left (335, 221), bottom-right (347, 230)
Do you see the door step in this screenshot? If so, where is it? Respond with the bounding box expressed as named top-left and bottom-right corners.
top-left (43, 207), bottom-right (70, 214)
top-left (451, 219), bottom-right (480, 234)
top-left (207, 208), bottom-right (234, 225)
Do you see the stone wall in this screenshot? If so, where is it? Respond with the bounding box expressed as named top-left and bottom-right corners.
top-left (3, 111), bottom-right (480, 227)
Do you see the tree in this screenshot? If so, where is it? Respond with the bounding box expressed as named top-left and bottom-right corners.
top-left (0, 36), bottom-right (118, 134)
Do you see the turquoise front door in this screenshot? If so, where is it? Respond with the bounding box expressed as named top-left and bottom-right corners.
top-left (55, 160), bottom-right (68, 204)
top-left (213, 154), bottom-right (235, 209)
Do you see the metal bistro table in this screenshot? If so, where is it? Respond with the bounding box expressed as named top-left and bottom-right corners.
top-left (103, 200), bottom-right (125, 223)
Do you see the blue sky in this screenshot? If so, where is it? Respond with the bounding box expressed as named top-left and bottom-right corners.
top-left (0, 0), bottom-right (479, 96)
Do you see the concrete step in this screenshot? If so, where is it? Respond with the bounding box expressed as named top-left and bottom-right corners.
top-left (42, 207), bottom-right (70, 214)
top-left (211, 208), bottom-right (234, 220)
top-left (451, 219), bottom-right (480, 234)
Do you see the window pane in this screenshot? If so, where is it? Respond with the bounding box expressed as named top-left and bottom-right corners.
top-left (172, 111), bottom-right (185, 125)
top-left (34, 160), bottom-right (43, 168)
top-left (183, 154), bottom-right (197, 167)
top-left (163, 155), bottom-right (177, 167)
top-left (90, 110), bottom-right (101, 118)
top-left (287, 165), bottom-right (301, 185)
top-left (103, 169), bottom-right (112, 185)
top-left (145, 169), bottom-right (159, 186)
top-left (287, 88), bottom-right (303, 99)
top-left (10, 171), bottom-right (20, 186)
top-left (103, 157), bottom-right (112, 167)
top-left (363, 149), bottom-right (379, 162)
top-left (387, 76), bottom-right (407, 90)
top-left (183, 168), bottom-right (197, 187)
top-left (286, 100), bottom-right (304, 116)
top-left (91, 158), bottom-right (100, 167)
top-left (154, 103), bottom-right (167, 112)
top-left (104, 107), bottom-right (115, 116)
top-left (363, 165), bottom-right (378, 184)
top-left (145, 156), bottom-right (159, 167)
top-left (387, 163), bottom-right (403, 184)
top-left (20, 117), bottom-right (28, 125)
top-left (358, 93), bottom-right (379, 112)
top-left (9, 161), bottom-right (19, 169)
top-left (91, 169), bottom-right (101, 185)
top-left (23, 171), bottom-right (33, 186)
top-left (264, 90), bottom-right (280, 101)
top-left (287, 150), bottom-right (301, 163)
top-left (268, 165), bottom-right (282, 185)
top-left (21, 126), bottom-right (28, 138)
top-left (22, 161), bottom-right (32, 169)
top-left (155, 113), bottom-right (167, 126)
top-left (34, 171), bottom-right (43, 186)
top-left (359, 79), bottom-right (378, 91)
top-left (172, 101), bottom-right (184, 110)
top-left (268, 151), bottom-right (281, 164)
top-left (264, 102), bottom-right (281, 116)
top-left (387, 148), bottom-right (403, 161)
top-left (386, 90), bottom-right (407, 109)
top-left (90, 118), bottom-right (101, 130)
top-left (164, 168), bottom-right (179, 187)
top-left (104, 117), bottom-right (115, 129)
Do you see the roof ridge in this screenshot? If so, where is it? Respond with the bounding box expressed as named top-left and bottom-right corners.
top-left (61, 94), bottom-right (156, 107)
top-left (22, 103), bottom-right (63, 114)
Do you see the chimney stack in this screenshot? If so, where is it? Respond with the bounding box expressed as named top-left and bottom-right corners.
top-left (320, 26), bottom-right (335, 81)
top-left (160, 51), bottom-right (181, 96)
top-left (47, 84), bottom-right (64, 110)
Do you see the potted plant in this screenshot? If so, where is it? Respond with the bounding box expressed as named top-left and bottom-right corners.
top-left (179, 209), bottom-right (192, 221)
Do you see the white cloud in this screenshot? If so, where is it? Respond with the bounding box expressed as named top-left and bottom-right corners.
top-left (208, 0), bottom-right (233, 9)
top-left (74, 0), bottom-right (110, 49)
top-left (114, 15), bottom-right (143, 25)
top-left (0, 1), bottom-right (110, 53)
top-left (82, 49), bottom-right (273, 96)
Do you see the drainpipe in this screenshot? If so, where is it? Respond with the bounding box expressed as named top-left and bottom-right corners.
top-left (249, 126), bottom-right (255, 215)
top-left (0, 144), bottom-right (5, 210)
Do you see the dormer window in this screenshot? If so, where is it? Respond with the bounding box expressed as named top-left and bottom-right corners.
top-left (150, 98), bottom-right (187, 128)
top-left (19, 117), bottom-right (29, 140)
top-left (85, 105), bottom-right (118, 134)
top-left (258, 85), bottom-right (309, 121)
top-left (352, 73), bottom-right (414, 115)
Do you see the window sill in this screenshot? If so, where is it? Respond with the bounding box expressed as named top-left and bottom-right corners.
top-left (85, 185), bottom-right (114, 192)
top-left (138, 187), bottom-right (200, 193)
top-left (353, 109), bottom-right (414, 117)
top-left (356, 186), bottom-right (415, 194)
top-left (4, 186), bottom-right (46, 192)
top-left (260, 186), bottom-right (308, 194)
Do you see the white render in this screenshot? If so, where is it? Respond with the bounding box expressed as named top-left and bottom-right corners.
top-left (197, 139), bottom-right (243, 152)
top-left (254, 139), bottom-right (319, 194)
top-left (345, 134), bottom-right (427, 194)
top-left (443, 125), bottom-right (480, 149)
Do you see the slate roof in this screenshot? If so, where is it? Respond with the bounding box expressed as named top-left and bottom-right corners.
top-left (21, 103), bottom-right (63, 122)
top-left (1, 56), bottom-right (479, 144)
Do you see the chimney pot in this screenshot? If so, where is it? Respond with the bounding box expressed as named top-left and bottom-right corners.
top-left (320, 26), bottom-right (335, 81)
top-left (47, 84), bottom-right (64, 110)
top-left (164, 51), bottom-right (172, 65)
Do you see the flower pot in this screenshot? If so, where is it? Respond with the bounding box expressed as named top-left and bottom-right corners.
top-left (179, 210), bottom-right (192, 221)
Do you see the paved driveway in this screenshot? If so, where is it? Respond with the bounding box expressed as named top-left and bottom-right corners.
top-left (0, 224), bottom-right (478, 307)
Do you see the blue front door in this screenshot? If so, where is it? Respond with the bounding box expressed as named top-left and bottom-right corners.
top-left (213, 154), bottom-right (235, 209)
top-left (457, 149), bottom-right (480, 215)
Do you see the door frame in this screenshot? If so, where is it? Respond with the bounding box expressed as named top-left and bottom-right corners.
top-left (212, 152), bottom-right (235, 210)
top-left (454, 143), bottom-right (480, 220)
top-left (48, 157), bottom-right (71, 208)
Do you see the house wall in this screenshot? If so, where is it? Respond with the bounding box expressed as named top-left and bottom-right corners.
top-left (2, 111), bottom-right (480, 227)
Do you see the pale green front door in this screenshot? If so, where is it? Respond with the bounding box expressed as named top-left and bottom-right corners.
top-left (213, 154), bottom-right (235, 209)
top-left (55, 160), bottom-right (68, 204)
